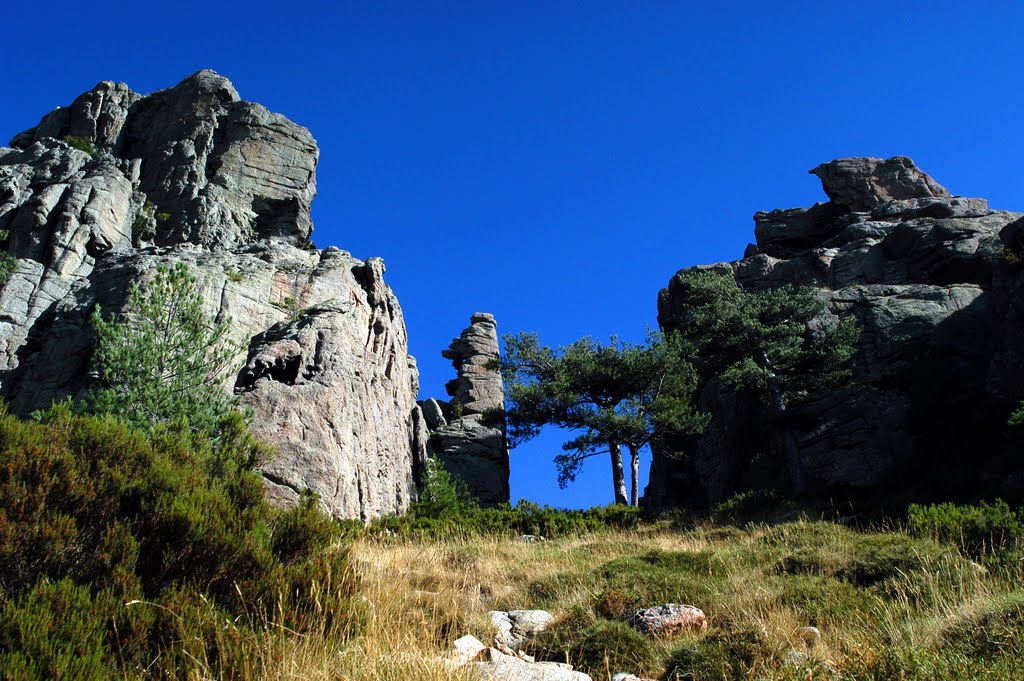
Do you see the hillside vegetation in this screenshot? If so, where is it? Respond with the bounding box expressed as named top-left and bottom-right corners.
top-left (3, 409), bottom-right (1021, 680)
top-left (343, 508), bottom-right (1024, 681)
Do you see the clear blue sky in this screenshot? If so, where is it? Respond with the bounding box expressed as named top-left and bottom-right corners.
top-left (4, 1), bottom-right (1023, 508)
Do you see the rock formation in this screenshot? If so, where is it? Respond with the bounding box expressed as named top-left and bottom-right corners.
top-left (420, 313), bottom-right (510, 505)
top-left (647, 157), bottom-right (1024, 509)
top-left (0, 71), bottom-right (422, 520)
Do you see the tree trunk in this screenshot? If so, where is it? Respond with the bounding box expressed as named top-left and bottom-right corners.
top-left (609, 442), bottom-right (628, 505)
top-left (628, 444), bottom-right (641, 507)
top-left (767, 371), bottom-right (806, 496)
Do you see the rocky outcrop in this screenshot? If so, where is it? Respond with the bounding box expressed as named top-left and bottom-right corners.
top-left (0, 71), bottom-right (420, 520)
top-left (647, 157), bottom-right (1024, 509)
top-left (420, 313), bottom-right (510, 505)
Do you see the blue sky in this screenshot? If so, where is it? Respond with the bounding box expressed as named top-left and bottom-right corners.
top-left (4, 1), bottom-right (1024, 507)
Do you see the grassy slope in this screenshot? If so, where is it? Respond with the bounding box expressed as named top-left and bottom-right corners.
top-left (330, 520), bottom-right (1023, 680)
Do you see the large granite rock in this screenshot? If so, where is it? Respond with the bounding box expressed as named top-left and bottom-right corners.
top-left (421, 313), bottom-right (510, 505)
top-left (0, 72), bottom-right (421, 520)
top-left (647, 157), bottom-right (1024, 509)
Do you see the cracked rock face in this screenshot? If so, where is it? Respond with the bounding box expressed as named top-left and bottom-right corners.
top-left (647, 156), bottom-right (1024, 509)
top-left (0, 71), bottom-right (420, 520)
top-left (421, 313), bottom-right (510, 506)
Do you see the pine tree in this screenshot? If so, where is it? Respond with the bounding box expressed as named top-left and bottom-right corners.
top-left (501, 332), bottom-right (704, 505)
top-left (665, 270), bottom-right (858, 494)
top-left (89, 262), bottom-right (242, 433)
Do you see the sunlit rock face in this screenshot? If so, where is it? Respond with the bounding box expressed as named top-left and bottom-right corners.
top-left (0, 71), bottom-right (421, 520)
top-left (647, 157), bottom-right (1024, 509)
top-left (420, 313), bottom-right (510, 506)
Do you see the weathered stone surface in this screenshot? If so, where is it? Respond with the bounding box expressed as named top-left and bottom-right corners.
top-left (425, 313), bottom-right (510, 505)
top-left (753, 202), bottom-right (846, 258)
top-left (452, 634), bottom-right (488, 664)
top-left (810, 156), bottom-right (951, 212)
top-left (490, 610), bottom-right (554, 649)
top-left (630, 604), bottom-right (707, 637)
top-left (798, 626), bottom-right (821, 648)
top-left (235, 257), bottom-right (418, 521)
top-left (0, 73), bottom-right (420, 521)
top-left (471, 657), bottom-right (592, 681)
top-left (421, 397), bottom-right (448, 429)
top-left (648, 157), bottom-right (1024, 509)
top-left (442, 312), bottom-right (504, 415)
top-left (11, 71), bottom-right (317, 250)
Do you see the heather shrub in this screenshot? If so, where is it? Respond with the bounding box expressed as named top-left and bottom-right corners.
top-left (594, 549), bottom-right (726, 617)
top-left (531, 615), bottom-right (656, 678)
top-left (663, 629), bottom-right (775, 680)
top-left (907, 499), bottom-right (1023, 559)
top-left (0, 405), bottom-right (356, 679)
top-left (374, 494), bottom-right (645, 539)
top-left (63, 134), bottom-right (96, 156)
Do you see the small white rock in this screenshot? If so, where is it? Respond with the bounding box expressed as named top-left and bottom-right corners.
top-left (452, 634), bottom-right (487, 663)
top-left (797, 626), bottom-right (821, 648)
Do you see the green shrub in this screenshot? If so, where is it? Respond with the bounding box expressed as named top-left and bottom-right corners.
top-left (131, 201), bottom-right (156, 245)
top-left (712, 488), bottom-right (796, 523)
top-left (526, 572), bottom-right (579, 608)
top-left (594, 550), bottom-right (726, 618)
top-left (836, 534), bottom-right (944, 587)
top-left (0, 406), bottom-right (356, 679)
top-left (663, 629), bottom-right (773, 680)
top-left (410, 456), bottom-right (479, 519)
top-left (765, 522), bottom-right (946, 588)
top-left (373, 495), bottom-right (645, 539)
top-left (0, 253), bottom-right (16, 287)
top-left (531, 615), bottom-right (655, 678)
top-left (527, 605), bottom-right (595, 660)
top-left (775, 574), bottom-right (881, 626)
top-left (63, 134), bottom-right (96, 156)
top-left (908, 500), bottom-right (1023, 558)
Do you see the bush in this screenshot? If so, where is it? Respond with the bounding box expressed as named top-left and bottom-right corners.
top-left (712, 488), bottom-right (796, 523)
top-left (663, 629), bottom-right (774, 680)
top-left (775, 575), bottom-right (881, 627)
top-left (908, 500), bottom-right (1023, 558)
top-left (373, 495), bottom-right (645, 539)
top-left (131, 201), bottom-right (156, 245)
top-left (531, 615), bottom-right (655, 678)
top-left (594, 550), bottom-right (726, 618)
top-left (0, 253), bottom-right (16, 287)
top-left (410, 456), bottom-right (479, 519)
top-left (764, 522), bottom-right (947, 588)
top-left (63, 134), bottom-right (96, 156)
top-left (0, 405), bottom-right (356, 679)
top-left (837, 534), bottom-right (945, 587)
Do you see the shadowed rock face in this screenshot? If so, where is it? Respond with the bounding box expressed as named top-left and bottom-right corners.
top-left (421, 313), bottom-right (510, 506)
top-left (647, 157), bottom-right (1024, 509)
top-left (0, 71), bottom-right (420, 520)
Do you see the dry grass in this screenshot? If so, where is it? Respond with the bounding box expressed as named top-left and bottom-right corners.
top-left (205, 520), bottom-right (1023, 680)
